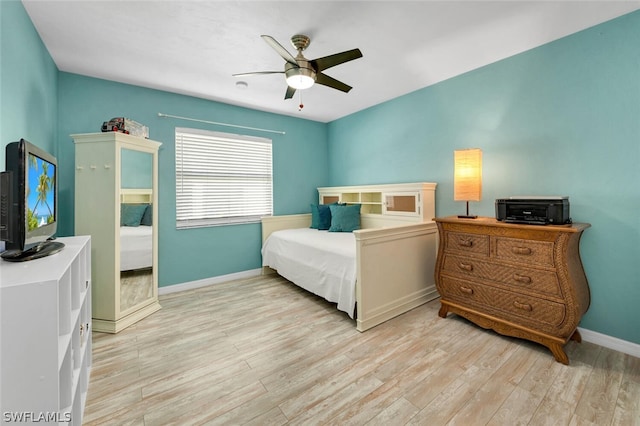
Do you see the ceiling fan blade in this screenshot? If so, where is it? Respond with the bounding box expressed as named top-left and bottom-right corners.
top-left (261, 35), bottom-right (298, 67)
top-left (232, 71), bottom-right (284, 77)
top-left (285, 85), bottom-right (296, 100)
top-left (310, 49), bottom-right (362, 72)
top-left (315, 72), bottom-right (353, 93)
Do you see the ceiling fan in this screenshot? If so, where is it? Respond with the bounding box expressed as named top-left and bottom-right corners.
top-left (233, 34), bottom-right (363, 100)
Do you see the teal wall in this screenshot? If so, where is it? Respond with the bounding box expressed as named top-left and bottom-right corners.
top-left (3, 0), bottom-right (639, 345)
top-left (328, 11), bottom-right (640, 344)
top-left (0, 0), bottom-right (58, 163)
top-left (56, 73), bottom-right (328, 287)
top-left (121, 149), bottom-right (152, 189)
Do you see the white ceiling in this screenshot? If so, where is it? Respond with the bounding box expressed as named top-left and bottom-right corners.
top-left (22, 1), bottom-right (640, 123)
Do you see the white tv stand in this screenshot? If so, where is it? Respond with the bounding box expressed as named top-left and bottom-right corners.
top-left (0, 236), bottom-right (92, 425)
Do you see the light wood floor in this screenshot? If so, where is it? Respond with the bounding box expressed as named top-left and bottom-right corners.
top-left (84, 275), bottom-right (640, 425)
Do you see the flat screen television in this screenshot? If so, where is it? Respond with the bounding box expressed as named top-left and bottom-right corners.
top-left (0, 138), bottom-right (64, 262)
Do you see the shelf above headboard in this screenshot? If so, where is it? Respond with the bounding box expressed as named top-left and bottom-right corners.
top-left (318, 182), bottom-right (437, 227)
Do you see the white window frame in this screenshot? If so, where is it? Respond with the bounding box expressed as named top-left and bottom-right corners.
top-left (175, 127), bottom-right (272, 228)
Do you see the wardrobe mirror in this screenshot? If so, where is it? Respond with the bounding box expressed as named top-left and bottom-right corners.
top-left (119, 148), bottom-right (154, 312)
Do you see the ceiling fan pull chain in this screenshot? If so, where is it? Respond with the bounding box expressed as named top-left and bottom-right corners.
top-left (298, 91), bottom-right (304, 111)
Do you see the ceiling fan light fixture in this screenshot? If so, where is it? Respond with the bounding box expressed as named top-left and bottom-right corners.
top-left (285, 66), bottom-right (316, 90)
top-left (235, 34), bottom-right (361, 99)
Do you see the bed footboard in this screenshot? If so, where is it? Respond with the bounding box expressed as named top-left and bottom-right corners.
top-left (354, 222), bottom-right (439, 331)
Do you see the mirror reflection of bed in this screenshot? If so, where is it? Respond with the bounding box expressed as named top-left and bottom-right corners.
top-left (120, 189), bottom-right (153, 311)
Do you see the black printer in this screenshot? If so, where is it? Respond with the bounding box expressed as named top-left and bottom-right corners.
top-left (495, 196), bottom-right (571, 225)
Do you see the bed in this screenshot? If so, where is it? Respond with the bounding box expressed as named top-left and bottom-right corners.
top-left (262, 182), bottom-right (439, 332)
top-left (262, 228), bottom-right (357, 317)
top-left (120, 188), bottom-right (153, 271)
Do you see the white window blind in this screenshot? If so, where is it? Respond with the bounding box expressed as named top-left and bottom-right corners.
top-left (175, 127), bottom-right (272, 228)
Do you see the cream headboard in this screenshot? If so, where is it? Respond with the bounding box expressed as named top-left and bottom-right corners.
top-left (261, 182), bottom-right (437, 242)
top-left (120, 188), bottom-right (152, 204)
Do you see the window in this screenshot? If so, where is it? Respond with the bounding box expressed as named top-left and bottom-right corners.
top-left (175, 127), bottom-right (272, 228)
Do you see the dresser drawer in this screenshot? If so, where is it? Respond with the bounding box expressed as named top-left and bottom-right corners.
top-left (494, 237), bottom-right (555, 267)
top-left (489, 263), bottom-right (561, 297)
top-left (444, 231), bottom-right (490, 257)
top-left (440, 277), bottom-right (566, 329)
top-left (441, 254), bottom-right (562, 298)
top-left (441, 254), bottom-right (491, 280)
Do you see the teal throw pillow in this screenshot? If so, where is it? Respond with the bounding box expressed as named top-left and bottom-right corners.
top-left (329, 204), bottom-right (361, 232)
top-left (121, 203), bottom-right (147, 227)
top-left (310, 203), bottom-right (332, 230)
top-left (140, 204), bottom-right (152, 226)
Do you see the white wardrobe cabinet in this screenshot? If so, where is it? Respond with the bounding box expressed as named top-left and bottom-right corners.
top-left (73, 132), bottom-right (161, 333)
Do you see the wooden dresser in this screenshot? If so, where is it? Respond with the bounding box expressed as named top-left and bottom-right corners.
top-left (433, 216), bottom-right (591, 364)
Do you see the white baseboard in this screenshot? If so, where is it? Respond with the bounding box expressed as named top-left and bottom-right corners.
top-left (578, 327), bottom-right (640, 358)
top-left (159, 272), bottom-right (640, 358)
top-left (158, 268), bottom-right (263, 295)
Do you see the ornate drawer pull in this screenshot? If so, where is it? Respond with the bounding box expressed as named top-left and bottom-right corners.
top-left (512, 246), bottom-right (532, 255)
top-left (513, 273), bottom-right (532, 284)
top-left (458, 263), bottom-right (473, 272)
top-left (513, 301), bottom-right (532, 311)
top-left (460, 286), bottom-right (474, 295)
top-left (458, 239), bottom-right (473, 247)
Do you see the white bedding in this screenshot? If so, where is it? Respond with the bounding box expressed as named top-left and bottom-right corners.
top-left (261, 228), bottom-right (357, 318)
top-left (120, 225), bottom-right (152, 271)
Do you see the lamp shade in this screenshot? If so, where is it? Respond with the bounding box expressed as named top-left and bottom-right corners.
top-left (285, 66), bottom-right (316, 90)
top-left (454, 148), bottom-right (482, 202)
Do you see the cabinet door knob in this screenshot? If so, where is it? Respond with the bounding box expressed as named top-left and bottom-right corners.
top-left (458, 239), bottom-right (473, 247)
top-left (460, 286), bottom-right (474, 295)
top-left (513, 273), bottom-right (532, 284)
top-left (458, 263), bottom-right (473, 272)
top-left (514, 301), bottom-right (533, 311)
top-left (512, 246), bottom-right (532, 255)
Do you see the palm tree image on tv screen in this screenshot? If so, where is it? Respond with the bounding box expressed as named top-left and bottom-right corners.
top-left (27, 153), bottom-right (55, 232)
